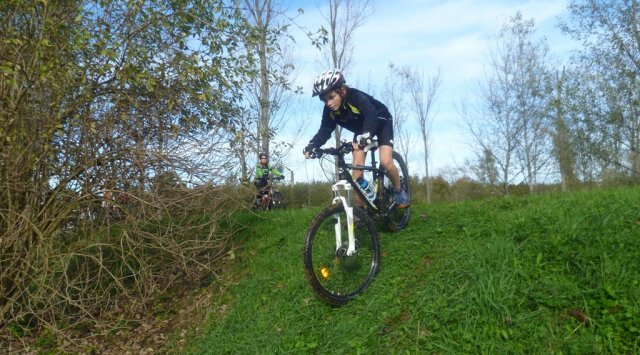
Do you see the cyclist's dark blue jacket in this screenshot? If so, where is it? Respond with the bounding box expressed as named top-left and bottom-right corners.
top-left (307, 88), bottom-right (392, 149)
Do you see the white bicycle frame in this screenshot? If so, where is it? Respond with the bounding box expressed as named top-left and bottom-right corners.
top-left (331, 180), bottom-right (357, 256)
top-left (324, 140), bottom-right (380, 258)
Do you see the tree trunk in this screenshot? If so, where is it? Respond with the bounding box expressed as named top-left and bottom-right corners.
top-left (422, 131), bottom-right (430, 203)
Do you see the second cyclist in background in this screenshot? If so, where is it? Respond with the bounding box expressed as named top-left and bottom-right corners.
top-left (303, 68), bottom-right (410, 208)
top-left (254, 153), bottom-right (284, 201)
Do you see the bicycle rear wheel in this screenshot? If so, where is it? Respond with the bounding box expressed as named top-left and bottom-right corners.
top-left (382, 151), bottom-right (411, 231)
top-left (302, 203), bottom-right (380, 306)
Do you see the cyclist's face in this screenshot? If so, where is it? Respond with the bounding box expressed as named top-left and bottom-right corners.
top-left (321, 90), bottom-right (343, 112)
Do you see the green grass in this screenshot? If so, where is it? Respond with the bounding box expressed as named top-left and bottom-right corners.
top-left (186, 188), bottom-right (640, 353)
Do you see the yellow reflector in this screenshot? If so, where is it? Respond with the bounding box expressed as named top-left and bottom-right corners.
top-left (320, 267), bottom-right (330, 279)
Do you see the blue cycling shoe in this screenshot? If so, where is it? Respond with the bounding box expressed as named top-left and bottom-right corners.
top-left (393, 188), bottom-right (410, 208)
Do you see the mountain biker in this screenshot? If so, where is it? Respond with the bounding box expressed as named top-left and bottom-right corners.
top-left (303, 69), bottom-right (410, 208)
top-left (252, 153), bottom-right (285, 210)
top-left (254, 152), bottom-right (284, 192)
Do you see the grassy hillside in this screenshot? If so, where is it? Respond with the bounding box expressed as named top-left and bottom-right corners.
top-left (186, 187), bottom-right (640, 353)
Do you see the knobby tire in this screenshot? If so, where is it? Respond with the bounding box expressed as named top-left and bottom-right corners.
top-left (302, 203), bottom-right (380, 306)
top-left (382, 151), bottom-right (411, 231)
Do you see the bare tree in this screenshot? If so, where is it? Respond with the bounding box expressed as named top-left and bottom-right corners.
top-left (508, 14), bottom-right (552, 193)
top-left (239, 0), bottom-right (301, 181)
top-left (381, 62), bottom-right (410, 163)
top-left (465, 12), bottom-right (551, 194)
top-left (400, 66), bottom-right (441, 203)
top-left (244, 0), bottom-right (278, 157)
top-left (320, 0), bottom-right (372, 70)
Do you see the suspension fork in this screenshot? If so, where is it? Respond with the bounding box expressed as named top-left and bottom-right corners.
top-left (331, 180), bottom-right (357, 256)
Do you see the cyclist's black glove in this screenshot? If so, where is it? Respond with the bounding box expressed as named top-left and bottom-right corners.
top-left (303, 145), bottom-right (317, 157)
top-left (356, 132), bottom-right (372, 148)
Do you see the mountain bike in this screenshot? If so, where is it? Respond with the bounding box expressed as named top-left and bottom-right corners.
top-left (302, 140), bottom-right (411, 305)
top-left (253, 175), bottom-right (286, 211)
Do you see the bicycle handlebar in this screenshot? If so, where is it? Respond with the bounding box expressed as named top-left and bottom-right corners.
top-left (310, 141), bottom-right (353, 159)
top-left (309, 140), bottom-right (379, 159)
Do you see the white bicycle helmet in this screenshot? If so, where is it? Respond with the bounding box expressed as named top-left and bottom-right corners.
top-left (312, 68), bottom-right (346, 97)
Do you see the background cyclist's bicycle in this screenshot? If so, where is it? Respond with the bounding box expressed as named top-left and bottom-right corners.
top-left (253, 175), bottom-right (286, 211)
top-left (302, 140), bottom-right (411, 305)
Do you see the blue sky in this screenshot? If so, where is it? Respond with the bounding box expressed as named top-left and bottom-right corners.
top-left (277, 0), bottom-right (578, 183)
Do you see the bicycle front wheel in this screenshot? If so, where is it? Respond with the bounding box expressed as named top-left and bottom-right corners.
top-left (302, 203), bottom-right (380, 306)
